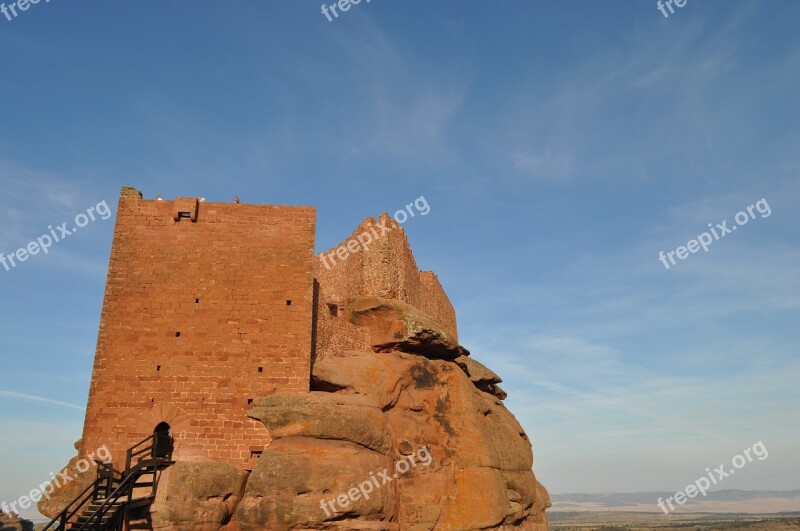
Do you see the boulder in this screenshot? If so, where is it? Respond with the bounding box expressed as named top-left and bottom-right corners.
top-left (241, 349), bottom-right (550, 529)
top-left (345, 297), bottom-right (468, 360)
top-left (310, 350), bottom-right (407, 409)
top-left (248, 392), bottom-right (391, 454)
top-left (36, 453), bottom-right (97, 520)
top-left (453, 354), bottom-right (501, 385)
top-left (452, 355), bottom-right (508, 400)
top-left (150, 461), bottom-right (249, 531)
top-left (237, 437), bottom-right (395, 530)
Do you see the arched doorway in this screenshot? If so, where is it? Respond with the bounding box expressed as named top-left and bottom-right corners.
top-left (152, 422), bottom-right (174, 459)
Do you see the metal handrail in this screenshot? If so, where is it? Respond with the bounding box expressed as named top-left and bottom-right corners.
top-left (41, 480), bottom-right (96, 531)
top-left (41, 462), bottom-right (118, 531)
top-left (76, 434), bottom-right (173, 531)
top-left (72, 458), bottom-right (158, 531)
top-left (43, 433), bottom-right (173, 531)
top-left (94, 462), bottom-right (121, 500)
top-left (124, 434), bottom-right (156, 473)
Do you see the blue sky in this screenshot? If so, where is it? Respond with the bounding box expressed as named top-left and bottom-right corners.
top-left (1, 0), bottom-right (798, 519)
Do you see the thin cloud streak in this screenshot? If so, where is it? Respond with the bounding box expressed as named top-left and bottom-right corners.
top-left (0, 390), bottom-right (85, 411)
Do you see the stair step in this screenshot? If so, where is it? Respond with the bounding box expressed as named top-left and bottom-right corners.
top-left (45, 436), bottom-right (174, 531)
top-left (76, 515), bottom-right (113, 522)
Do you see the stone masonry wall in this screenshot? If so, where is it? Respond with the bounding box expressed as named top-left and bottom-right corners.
top-left (79, 187), bottom-right (316, 469)
top-left (313, 289), bottom-right (371, 362)
top-left (314, 213), bottom-right (457, 341)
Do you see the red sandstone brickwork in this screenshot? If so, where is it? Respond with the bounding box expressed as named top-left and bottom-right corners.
top-left (315, 214), bottom-right (457, 340)
top-left (313, 292), bottom-right (370, 362)
top-left (79, 187), bottom-right (316, 469)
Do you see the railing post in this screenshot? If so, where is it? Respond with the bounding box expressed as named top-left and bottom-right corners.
top-left (45, 434), bottom-right (175, 531)
top-left (96, 463), bottom-right (105, 499)
top-left (152, 467), bottom-right (160, 499)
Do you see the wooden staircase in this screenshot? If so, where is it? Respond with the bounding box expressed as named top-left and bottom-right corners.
top-left (68, 499), bottom-right (123, 531)
top-left (43, 433), bottom-right (173, 531)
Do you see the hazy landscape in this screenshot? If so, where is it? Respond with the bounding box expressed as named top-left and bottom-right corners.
top-left (551, 490), bottom-right (800, 513)
top-left (550, 490), bottom-right (800, 530)
top-left (549, 511), bottom-right (800, 530)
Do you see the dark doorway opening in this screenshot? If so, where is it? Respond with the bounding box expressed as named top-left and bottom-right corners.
top-left (153, 422), bottom-right (174, 458)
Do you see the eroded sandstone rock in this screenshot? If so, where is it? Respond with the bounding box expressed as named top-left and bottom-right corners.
top-left (239, 349), bottom-right (550, 530)
top-left (248, 393), bottom-right (391, 454)
top-left (345, 297), bottom-right (468, 360)
top-left (452, 354), bottom-right (508, 400)
top-left (150, 461), bottom-right (248, 531)
top-left (453, 355), bottom-right (501, 385)
top-left (36, 453), bottom-right (97, 520)
top-left (237, 437), bottom-right (395, 530)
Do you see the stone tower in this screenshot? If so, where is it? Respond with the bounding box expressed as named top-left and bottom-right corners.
top-left (79, 187), bottom-right (316, 468)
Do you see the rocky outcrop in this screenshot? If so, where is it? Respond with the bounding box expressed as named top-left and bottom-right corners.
top-left (150, 461), bottom-right (249, 531)
top-left (346, 297), bottom-right (468, 360)
top-left (453, 354), bottom-right (508, 400)
top-left (38, 332), bottom-right (547, 530)
top-left (0, 512), bottom-right (33, 531)
top-left (239, 349), bottom-right (550, 530)
top-left (237, 437), bottom-right (394, 530)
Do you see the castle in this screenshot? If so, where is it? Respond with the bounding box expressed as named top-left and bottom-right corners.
top-left (43, 186), bottom-right (550, 530)
top-left (79, 186), bottom-right (456, 470)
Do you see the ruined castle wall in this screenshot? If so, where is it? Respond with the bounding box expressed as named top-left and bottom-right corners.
top-left (79, 188), bottom-right (316, 469)
top-left (315, 214), bottom-right (457, 341)
top-left (417, 271), bottom-right (456, 335)
top-left (312, 292), bottom-right (371, 362)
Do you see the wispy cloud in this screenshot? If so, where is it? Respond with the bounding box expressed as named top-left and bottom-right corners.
top-left (0, 160), bottom-right (114, 276)
top-left (0, 390), bottom-right (84, 411)
top-left (513, 150), bottom-right (573, 180)
top-left (0, 162), bottom-right (88, 249)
